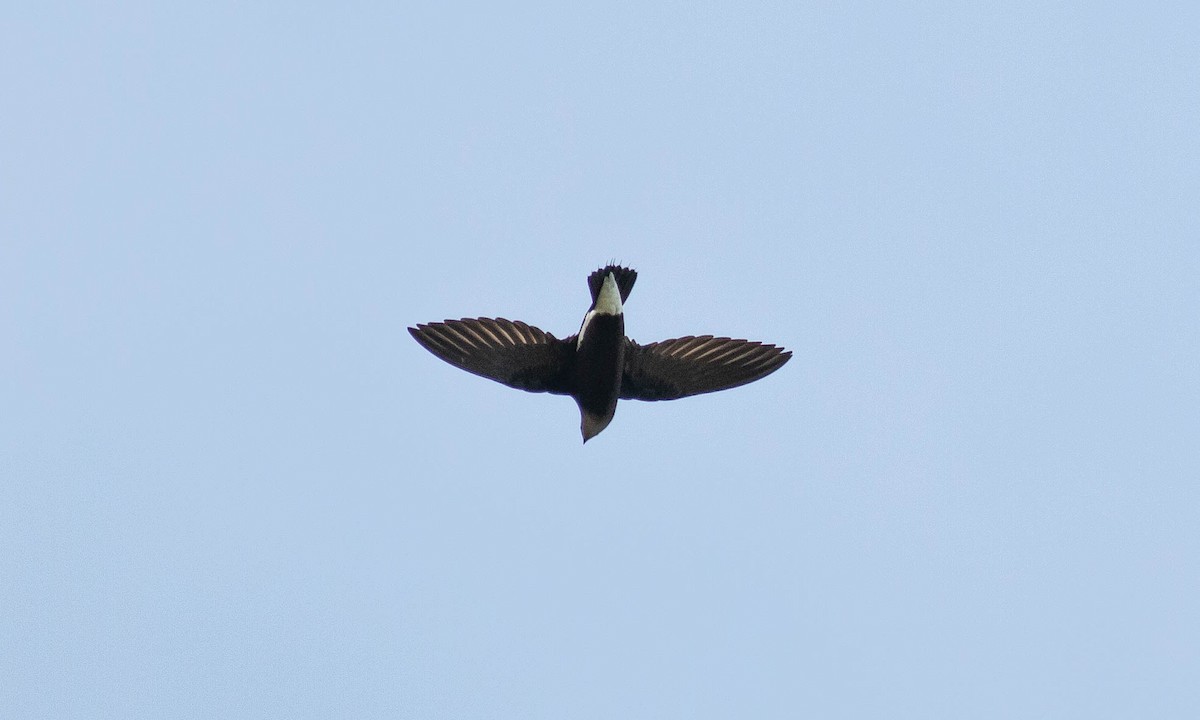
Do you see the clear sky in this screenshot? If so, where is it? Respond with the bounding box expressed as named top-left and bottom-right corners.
top-left (3, 2), bottom-right (1198, 718)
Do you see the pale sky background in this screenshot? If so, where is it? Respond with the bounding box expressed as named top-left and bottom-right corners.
top-left (3, 2), bottom-right (1198, 718)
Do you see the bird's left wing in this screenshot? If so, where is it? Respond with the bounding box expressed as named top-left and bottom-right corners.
top-left (409, 317), bottom-right (574, 395)
top-left (620, 335), bottom-right (790, 401)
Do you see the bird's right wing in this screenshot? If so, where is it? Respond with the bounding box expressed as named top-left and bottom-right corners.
top-left (620, 335), bottom-right (791, 401)
top-left (409, 318), bottom-right (574, 395)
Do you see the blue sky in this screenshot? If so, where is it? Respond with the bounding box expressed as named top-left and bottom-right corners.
top-left (3, 2), bottom-right (1198, 717)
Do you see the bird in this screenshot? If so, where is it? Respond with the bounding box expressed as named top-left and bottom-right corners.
top-left (408, 264), bottom-right (791, 442)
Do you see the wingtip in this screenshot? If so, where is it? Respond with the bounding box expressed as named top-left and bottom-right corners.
top-left (763, 344), bottom-right (792, 372)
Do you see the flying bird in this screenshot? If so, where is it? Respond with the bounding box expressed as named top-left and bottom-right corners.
top-left (409, 265), bottom-right (791, 442)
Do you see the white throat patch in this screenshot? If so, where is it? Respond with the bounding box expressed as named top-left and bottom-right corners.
top-left (577, 272), bottom-right (623, 347)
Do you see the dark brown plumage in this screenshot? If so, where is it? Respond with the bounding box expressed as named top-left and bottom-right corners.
top-left (409, 265), bottom-right (791, 441)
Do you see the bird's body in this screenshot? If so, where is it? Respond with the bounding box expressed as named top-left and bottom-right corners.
top-left (409, 265), bottom-right (790, 442)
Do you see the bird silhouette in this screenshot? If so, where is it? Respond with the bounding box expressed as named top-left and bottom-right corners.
top-left (409, 265), bottom-right (791, 442)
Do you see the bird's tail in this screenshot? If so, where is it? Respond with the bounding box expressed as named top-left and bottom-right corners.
top-left (587, 265), bottom-right (638, 304)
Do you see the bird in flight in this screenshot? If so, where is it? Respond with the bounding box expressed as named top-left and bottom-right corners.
top-left (409, 265), bottom-right (791, 442)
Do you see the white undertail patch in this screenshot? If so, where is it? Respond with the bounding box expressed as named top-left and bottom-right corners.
top-left (577, 272), bottom-right (623, 348)
top-left (594, 272), bottom-right (623, 315)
